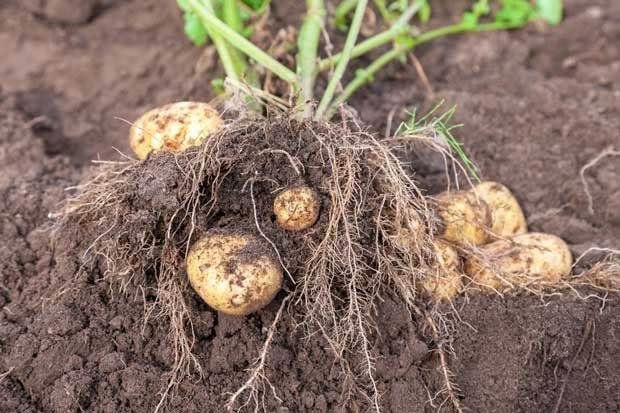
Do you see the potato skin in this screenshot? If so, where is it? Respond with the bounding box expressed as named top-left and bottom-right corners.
top-left (273, 186), bottom-right (320, 231)
top-left (472, 181), bottom-right (527, 238)
top-left (464, 232), bottom-right (572, 291)
top-left (186, 232), bottom-right (282, 316)
top-left (437, 191), bottom-right (491, 246)
top-left (388, 208), bottom-right (426, 250)
top-left (129, 102), bottom-right (222, 160)
top-left (421, 239), bottom-right (462, 301)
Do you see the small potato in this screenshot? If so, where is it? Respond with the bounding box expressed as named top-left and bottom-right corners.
top-left (273, 186), bottom-right (320, 231)
top-left (437, 191), bottom-right (491, 246)
top-left (129, 101), bottom-right (222, 160)
top-left (464, 232), bottom-right (572, 291)
top-left (472, 181), bottom-right (527, 238)
top-left (420, 239), bottom-right (463, 301)
top-left (187, 232), bottom-right (282, 316)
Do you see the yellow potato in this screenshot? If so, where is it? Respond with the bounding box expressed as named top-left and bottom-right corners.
top-left (388, 208), bottom-right (426, 251)
top-left (187, 232), bottom-right (282, 316)
top-left (471, 181), bottom-right (527, 238)
top-left (420, 239), bottom-right (463, 301)
top-left (437, 191), bottom-right (491, 246)
top-left (273, 186), bottom-right (320, 231)
top-left (129, 101), bottom-right (222, 160)
top-left (464, 232), bottom-right (572, 291)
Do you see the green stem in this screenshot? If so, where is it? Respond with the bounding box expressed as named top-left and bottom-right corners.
top-left (326, 21), bottom-right (523, 118)
top-left (187, 0), bottom-right (297, 84)
top-left (327, 46), bottom-right (403, 118)
top-left (195, 0), bottom-right (240, 80)
top-left (296, 0), bottom-right (326, 118)
top-left (372, 0), bottom-right (393, 22)
top-left (315, 0), bottom-right (368, 120)
top-left (317, 2), bottom-right (420, 72)
top-left (222, 0), bottom-right (249, 77)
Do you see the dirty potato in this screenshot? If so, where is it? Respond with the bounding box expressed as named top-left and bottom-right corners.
top-left (464, 232), bottom-right (572, 291)
top-left (472, 181), bottom-right (527, 238)
top-left (187, 231), bottom-right (282, 316)
top-left (420, 239), bottom-right (463, 301)
top-left (273, 186), bottom-right (320, 231)
top-left (437, 191), bottom-right (491, 246)
top-left (129, 101), bottom-right (222, 160)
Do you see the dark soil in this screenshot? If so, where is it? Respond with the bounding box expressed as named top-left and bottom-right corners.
top-left (1, 0), bottom-right (619, 412)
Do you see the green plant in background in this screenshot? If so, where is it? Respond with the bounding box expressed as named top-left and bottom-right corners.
top-left (178, 0), bottom-right (564, 120)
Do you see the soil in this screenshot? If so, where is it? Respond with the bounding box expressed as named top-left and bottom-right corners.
top-left (1, 0), bottom-right (619, 412)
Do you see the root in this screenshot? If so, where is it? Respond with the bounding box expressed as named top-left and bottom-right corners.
top-left (0, 367), bottom-right (14, 384)
top-left (293, 117), bottom-right (450, 410)
top-left (568, 249), bottom-right (620, 294)
top-left (408, 53), bottom-right (434, 96)
top-left (551, 319), bottom-right (593, 413)
top-left (424, 311), bottom-right (463, 413)
top-left (579, 146), bottom-right (620, 215)
top-left (226, 294), bottom-right (291, 412)
top-left (246, 178), bottom-right (295, 284)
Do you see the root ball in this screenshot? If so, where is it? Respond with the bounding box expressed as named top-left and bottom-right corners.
top-left (187, 232), bottom-right (282, 316)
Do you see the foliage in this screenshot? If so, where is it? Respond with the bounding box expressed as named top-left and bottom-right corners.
top-left (176, 0), bottom-right (565, 119)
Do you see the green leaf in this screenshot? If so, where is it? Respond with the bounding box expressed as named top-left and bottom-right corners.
top-left (536, 0), bottom-right (563, 24)
top-left (184, 12), bottom-right (209, 46)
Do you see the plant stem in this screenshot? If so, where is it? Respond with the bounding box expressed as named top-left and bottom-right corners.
top-left (334, 0), bottom-right (357, 26)
top-left (296, 0), bottom-right (326, 118)
top-left (327, 45), bottom-right (403, 118)
top-left (326, 20), bottom-right (523, 117)
top-left (196, 0), bottom-right (241, 81)
top-left (222, 0), bottom-right (249, 77)
top-left (315, 0), bottom-right (368, 120)
top-left (187, 0), bottom-right (298, 84)
top-left (372, 0), bottom-right (393, 22)
top-left (317, 2), bottom-right (420, 72)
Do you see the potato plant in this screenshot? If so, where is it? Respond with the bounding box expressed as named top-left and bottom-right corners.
top-left (61, 1), bottom-right (573, 412)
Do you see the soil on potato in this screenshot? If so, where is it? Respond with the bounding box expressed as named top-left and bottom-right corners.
top-left (1, 0), bottom-right (619, 412)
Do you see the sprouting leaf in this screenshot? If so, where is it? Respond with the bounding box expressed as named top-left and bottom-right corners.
top-left (536, 0), bottom-right (563, 24)
top-left (184, 12), bottom-right (209, 46)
